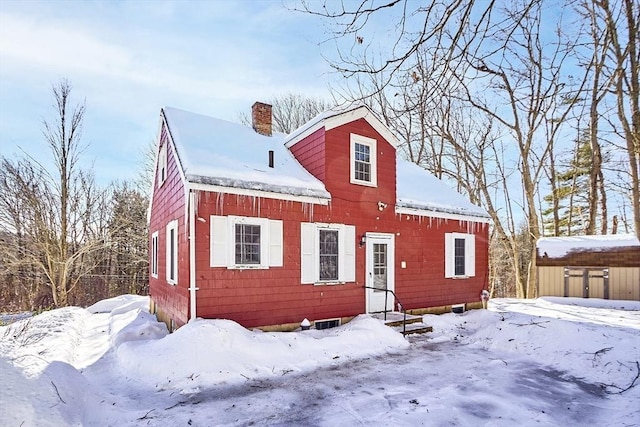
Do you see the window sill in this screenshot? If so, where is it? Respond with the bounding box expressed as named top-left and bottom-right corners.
top-left (313, 281), bottom-right (346, 286)
top-left (350, 179), bottom-right (377, 188)
top-left (227, 265), bottom-right (269, 270)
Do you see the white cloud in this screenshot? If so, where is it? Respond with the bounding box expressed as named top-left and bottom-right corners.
top-left (0, 2), bottom-right (334, 185)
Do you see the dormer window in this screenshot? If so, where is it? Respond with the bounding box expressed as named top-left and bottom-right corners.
top-left (350, 134), bottom-right (377, 187)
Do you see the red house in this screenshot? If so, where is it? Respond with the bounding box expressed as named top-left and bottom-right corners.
top-left (148, 102), bottom-right (490, 331)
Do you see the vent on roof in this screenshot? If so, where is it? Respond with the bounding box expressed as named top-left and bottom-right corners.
top-left (314, 318), bottom-right (341, 330)
top-left (268, 150), bottom-right (274, 168)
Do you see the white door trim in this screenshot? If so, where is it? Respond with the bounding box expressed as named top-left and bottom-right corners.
top-left (365, 232), bottom-right (395, 313)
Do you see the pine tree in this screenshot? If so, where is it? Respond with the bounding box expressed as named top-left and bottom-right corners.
top-left (543, 132), bottom-right (592, 236)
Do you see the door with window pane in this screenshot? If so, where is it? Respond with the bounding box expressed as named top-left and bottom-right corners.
top-left (366, 233), bottom-right (395, 313)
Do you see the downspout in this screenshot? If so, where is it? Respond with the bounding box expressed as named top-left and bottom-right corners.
top-left (188, 190), bottom-right (198, 321)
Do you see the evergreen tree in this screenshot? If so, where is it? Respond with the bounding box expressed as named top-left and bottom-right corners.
top-left (543, 132), bottom-right (593, 236)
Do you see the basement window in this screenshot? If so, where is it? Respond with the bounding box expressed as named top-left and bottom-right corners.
top-left (314, 318), bottom-right (341, 330)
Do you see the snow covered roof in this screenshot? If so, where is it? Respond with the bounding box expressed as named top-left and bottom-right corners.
top-left (396, 160), bottom-right (489, 220)
top-left (537, 234), bottom-right (640, 258)
top-left (161, 105), bottom-right (488, 220)
top-left (284, 103), bottom-right (400, 148)
top-left (162, 107), bottom-right (330, 200)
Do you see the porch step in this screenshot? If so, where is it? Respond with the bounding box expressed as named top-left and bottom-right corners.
top-left (372, 312), bottom-right (433, 336)
top-left (395, 322), bottom-right (433, 335)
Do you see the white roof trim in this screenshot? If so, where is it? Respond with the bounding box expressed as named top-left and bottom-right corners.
top-left (395, 206), bottom-right (491, 223)
top-left (148, 112), bottom-right (189, 223)
top-left (285, 105), bottom-right (399, 148)
top-left (187, 182), bottom-right (331, 205)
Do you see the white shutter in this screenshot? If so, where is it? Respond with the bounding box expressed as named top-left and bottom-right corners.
top-left (269, 220), bottom-right (283, 267)
top-left (210, 216), bottom-right (228, 267)
top-left (343, 225), bottom-right (356, 282)
top-left (300, 223), bottom-right (316, 284)
top-left (444, 233), bottom-right (454, 278)
top-left (466, 234), bottom-right (476, 277)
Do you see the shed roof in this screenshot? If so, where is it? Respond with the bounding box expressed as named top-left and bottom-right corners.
top-left (537, 234), bottom-right (640, 259)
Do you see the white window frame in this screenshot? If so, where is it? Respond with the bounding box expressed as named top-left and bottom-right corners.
top-left (210, 215), bottom-right (283, 269)
top-left (350, 134), bottom-right (377, 187)
top-left (166, 220), bottom-right (178, 285)
top-left (301, 222), bottom-right (355, 285)
top-left (158, 142), bottom-right (168, 187)
top-left (444, 233), bottom-right (476, 279)
top-left (151, 231), bottom-right (159, 278)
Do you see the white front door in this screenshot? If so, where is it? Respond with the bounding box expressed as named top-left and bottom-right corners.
top-left (365, 233), bottom-right (395, 313)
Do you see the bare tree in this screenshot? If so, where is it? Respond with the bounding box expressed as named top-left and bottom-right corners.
top-left (238, 93), bottom-right (333, 134)
top-left (593, 0), bottom-right (640, 239)
top-left (0, 79), bottom-right (108, 308)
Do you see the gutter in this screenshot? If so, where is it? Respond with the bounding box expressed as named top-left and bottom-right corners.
top-left (188, 191), bottom-right (198, 321)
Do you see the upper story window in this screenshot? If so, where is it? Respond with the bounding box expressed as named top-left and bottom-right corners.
top-left (158, 142), bottom-right (168, 187)
top-left (350, 134), bottom-right (377, 187)
top-left (445, 233), bottom-right (476, 279)
top-left (211, 215), bottom-right (283, 269)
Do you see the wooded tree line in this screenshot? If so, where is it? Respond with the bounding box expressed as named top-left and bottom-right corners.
top-left (301, 0), bottom-right (639, 298)
top-left (0, 80), bottom-right (149, 312)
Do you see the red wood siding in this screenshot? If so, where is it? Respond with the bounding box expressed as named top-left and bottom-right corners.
top-left (181, 118), bottom-right (489, 328)
top-left (148, 123), bottom-right (190, 328)
top-left (288, 128), bottom-right (326, 181)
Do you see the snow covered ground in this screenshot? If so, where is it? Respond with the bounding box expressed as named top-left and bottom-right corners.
top-left (1, 295), bottom-right (639, 426)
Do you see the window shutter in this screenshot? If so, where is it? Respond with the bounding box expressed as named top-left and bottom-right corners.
top-left (444, 233), bottom-right (454, 278)
top-left (343, 225), bottom-right (356, 282)
top-left (300, 223), bottom-right (316, 284)
top-left (210, 216), bottom-right (228, 267)
top-left (466, 234), bottom-right (476, 277)
top-left (269, 220), bottom-right (283, 267)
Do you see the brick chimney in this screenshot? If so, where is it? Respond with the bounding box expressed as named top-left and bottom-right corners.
top-left (251, 102), bottom-right (272, 136)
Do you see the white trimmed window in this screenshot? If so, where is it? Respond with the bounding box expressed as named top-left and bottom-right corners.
top-left (151, 231), bottom-right (159, 278)
top-left (445, 233), bottom-right (475, 278)
top-left (350, 134), bottom-right (377, 187)
top-left (158, 142), bottom-right (167, 186)
top-left (301, 223), bottom-right (355, 284)
top-left (210, 215), bottom-right (283, 269)
top-left (166, 220), bottom-right (178, 284)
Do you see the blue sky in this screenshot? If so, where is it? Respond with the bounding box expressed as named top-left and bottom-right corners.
top-left (0, 0), bottom-right (335, 185)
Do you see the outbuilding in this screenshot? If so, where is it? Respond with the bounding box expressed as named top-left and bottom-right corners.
top-left (537, 235), bottom-right (640, 301)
